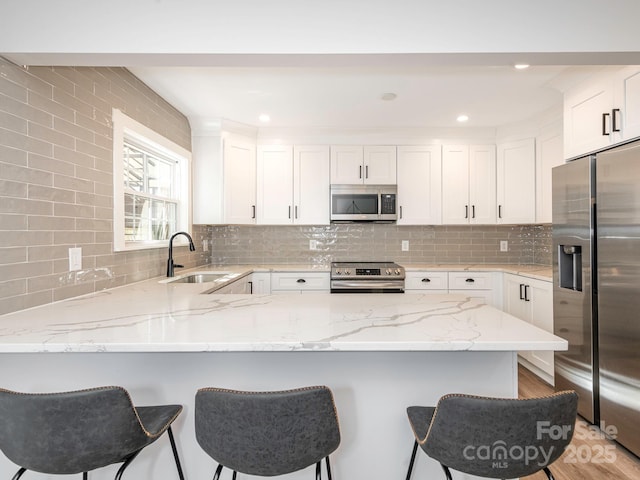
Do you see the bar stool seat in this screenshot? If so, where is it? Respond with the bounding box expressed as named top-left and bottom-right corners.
top-left (195, 385), bottom-right (341, 479)
top-left (0, 386), bottom-right (185, 480)
top-left (405, 391), bottom-right (578, 480)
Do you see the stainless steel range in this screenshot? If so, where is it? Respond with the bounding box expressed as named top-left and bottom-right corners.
top-left (330, 261), bottom-right (405, 293)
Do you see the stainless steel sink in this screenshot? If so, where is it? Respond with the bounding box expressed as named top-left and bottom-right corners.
top-left (166, 273), bottom-right (228, 284)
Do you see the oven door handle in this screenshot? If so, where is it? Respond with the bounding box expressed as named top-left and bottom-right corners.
top-left (330, 280), bottom-right (405, 289)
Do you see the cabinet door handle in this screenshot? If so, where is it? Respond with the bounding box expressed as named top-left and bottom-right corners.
top-left (296, 278), bottom-right (306, 283)
top-left (248, 281), bottom-right (253, 294)
top-left (288, 206), bottom-right (291, 219)
top-left (498, 205), bottom-right (502, 219)
top-left (524, 285), bottom-right (531, 302)
top-left (359, 165), bottom-right (362, 179)
top-left (295, 206), bottom-right (298, 219)
top-left (465, 278), bottom-right (475, 283)
top-left (422, 278), bottom-right (431, 283)
top-left (252, 205), bottom-right (256, 219)
top-left (399, 205), bottom-right (403, 219)
top-left (365, 165), bottom-right (369, 179)
top-left (519, 283), bottom-right (525, 300)
top-left (465, 205), bottom-right (469, 219)
top-left (602, 112), bottom-right (611, 136)
top-left (472, 205), bottom-right (476, 219)
top-left (612, 108), bottom-right (621, 132)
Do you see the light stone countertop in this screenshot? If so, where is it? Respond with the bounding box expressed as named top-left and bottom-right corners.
top-left (0, 263), bottom-right (563, 354)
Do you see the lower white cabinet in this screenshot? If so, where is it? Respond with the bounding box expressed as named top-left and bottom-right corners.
top-left (503, 273), bottom-right (554, 380)
top-left (404, 271), bottom-right (448, 292)
top-left (448, 271), bottom-right (501, 308)
top-left (405, 271), bottom-right (501, 308)
top-left (270, 272), bottom-right (330, 294)
top-left (214, 275), bottom-right (252, 294)
top-left (249, 272), bottom-right (271, 294)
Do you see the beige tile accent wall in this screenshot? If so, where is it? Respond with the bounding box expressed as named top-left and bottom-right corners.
top-left (208, 224), bottom-right (553, 266)
top-left (0, 57), bottom-right (210, 315)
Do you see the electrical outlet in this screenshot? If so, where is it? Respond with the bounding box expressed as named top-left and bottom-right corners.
top-left (401, 240), bottom-right (409, 251)
top-left (202, 239), bottom-right (209, 252)
top-left (309, 240), bottom-right (318, 250)
top-left (68, 247), bottom-right (82, 271)
top-left (500, 240), bottom-right (508, 252)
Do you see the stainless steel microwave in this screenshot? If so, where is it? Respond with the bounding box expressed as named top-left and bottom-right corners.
top-left (330, 185), bottom-right (397, 222)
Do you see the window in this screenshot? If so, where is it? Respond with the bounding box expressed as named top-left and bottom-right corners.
top-left (113, 109), bottom-right (191, 251)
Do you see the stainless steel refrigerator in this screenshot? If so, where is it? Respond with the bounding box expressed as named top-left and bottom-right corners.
top-left (553, 139), bottom-right (640, 458)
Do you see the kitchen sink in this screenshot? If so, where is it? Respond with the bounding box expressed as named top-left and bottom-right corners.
top-left (165, 273), bottom-right (229, 284)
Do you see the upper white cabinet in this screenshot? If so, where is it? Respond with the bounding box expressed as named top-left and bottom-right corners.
top-left (330, 145), bottom-right (396, 184)
top-left (223, 136), bottom-right (256, 224)
top-left (497, 138), bottom-right (536, 224)
top-left (564, 66), bottom-right (640, 159)
top-left (535, 126), bottom-right (563, 223)
top-left (442, 145), bottom-right (496, 224)
top-left (257, 145), bottom-right (330, 225)
top-left (397, 145), bottom-right (442, 225)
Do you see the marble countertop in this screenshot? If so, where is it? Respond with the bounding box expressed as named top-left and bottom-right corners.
top-left (0, 263), bottom-right (564, 353)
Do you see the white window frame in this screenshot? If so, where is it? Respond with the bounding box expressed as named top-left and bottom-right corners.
top-left (112, 108), bottom-right (192, 252)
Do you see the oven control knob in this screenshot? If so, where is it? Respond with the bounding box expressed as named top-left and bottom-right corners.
top-left (336, 269), bottom-right (341, 275)
top-left (345, 269), bottom-right (351, 275)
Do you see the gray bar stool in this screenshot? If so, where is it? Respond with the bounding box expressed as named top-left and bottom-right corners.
top-left (0, 386), bottom-right (185, 480)
top-left (405, 391), bottom-right (578, 480)
top-left (195, 385), bottom-right (341, 479)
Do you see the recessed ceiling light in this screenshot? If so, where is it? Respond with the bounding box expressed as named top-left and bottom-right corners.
top-left (514, 64), bottom-right (530, 70)
top-left (380, 92), bottom-right (397, 101)
top-left (457, 114), bottom-right (469, 123)
top-left (258, 114), bottom-right (271, 122)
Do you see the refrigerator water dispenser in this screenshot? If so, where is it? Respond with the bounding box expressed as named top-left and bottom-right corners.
top-left (559, 245), bottom-right (582, 291)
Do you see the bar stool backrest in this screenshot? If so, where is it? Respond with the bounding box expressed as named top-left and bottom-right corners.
top-left (195, 386), bottom-right (341, 477)
top-left (422, 391), bottom-right (578, 479)
top-left (0, 386), bottom-right (149, 475)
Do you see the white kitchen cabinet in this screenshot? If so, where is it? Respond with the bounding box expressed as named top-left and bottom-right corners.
top-left (330, 145), bottom-right (396, 184)
top-left (249, 272), bottom-right (271, 294)
top-left (294, 145), bottom-right (331, 224)
top-left (270, 272), bottom-right (330, 294)
top-left (448, 271), bottom-right (501, 308)
top-left (535, 126), bottom-right (564, 224)
top-left (257, 145), bottom-right (330, 225)
top-left (223, 137), bottom-right (256, 224)
top-left (396, 145), bottom-right (442, 225)
top-left (503, 273), bottom-right (554, 381)
top-left (404, 271), bottom-right (448, 293)
top-left (257, 145), bottom-right (294, 224)
top-left (613, 66), bottom-right (640, 142)
top-left (496, 138), bottom-right (536, 224)
top-left (563, 66), bottom-right (640, 159)
top-left (213, 275), bottom-right (252, 294)
top-left (442, 145), bottom-right (496, 224)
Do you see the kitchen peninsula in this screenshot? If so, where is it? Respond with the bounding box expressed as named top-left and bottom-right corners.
top-left (0, 268), bottom-right (565, 480)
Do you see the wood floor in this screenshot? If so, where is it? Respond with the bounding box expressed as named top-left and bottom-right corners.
top-left (519, 365), bottom-right (640, 480)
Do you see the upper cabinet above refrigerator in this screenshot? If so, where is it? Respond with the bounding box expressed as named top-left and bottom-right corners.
top-left (564, 66), bottom-right (640, 160)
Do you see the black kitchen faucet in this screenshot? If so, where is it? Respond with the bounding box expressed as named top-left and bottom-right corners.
top-left (167, 231), bottom-right (196, 277)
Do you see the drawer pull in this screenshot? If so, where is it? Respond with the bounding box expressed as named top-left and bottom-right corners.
top-left (296, 278), bottom-right (306, 283)
top-left (465, 278), bottom-right (475, 283)
top-left (421, 278), bottom-right (431, 283)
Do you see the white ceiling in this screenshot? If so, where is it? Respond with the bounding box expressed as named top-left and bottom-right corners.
top-left (130, 63), bottom-right (601, 131)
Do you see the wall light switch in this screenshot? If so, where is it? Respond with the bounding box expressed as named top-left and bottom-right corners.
top-left (500, 240), bottom-right (509, 252)
top-left (309, 240), bottom-right (318, 250)
top-left (69, 247), bottom-right (82, 271)
top-left (401, 240), bottom-right (409, 251)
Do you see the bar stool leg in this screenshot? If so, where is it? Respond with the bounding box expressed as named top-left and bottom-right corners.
top-left (167, 426), bottom-right (185, 480)
top-left (405, 440), bottom-right (419, 480)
